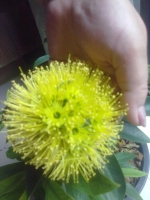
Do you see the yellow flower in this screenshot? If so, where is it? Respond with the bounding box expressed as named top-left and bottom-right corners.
top-left (4, 58), bottom-right (127, 182)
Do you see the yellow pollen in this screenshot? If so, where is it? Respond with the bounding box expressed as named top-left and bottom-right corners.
top-left (3, 57), bottom-right (127, 182)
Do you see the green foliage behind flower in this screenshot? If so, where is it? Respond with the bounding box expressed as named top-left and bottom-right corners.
top-left (3, 58), bottom-right (127, 182)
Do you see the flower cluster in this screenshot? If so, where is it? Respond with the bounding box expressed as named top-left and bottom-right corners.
top-left (4, 58), bottom-right (127, 182)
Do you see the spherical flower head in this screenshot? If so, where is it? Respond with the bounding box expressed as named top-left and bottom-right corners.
top-left (4, 58), bottom-right (127, 182)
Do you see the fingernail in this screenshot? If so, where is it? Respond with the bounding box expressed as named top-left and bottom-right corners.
top-left (138, 106), bottom-right (146, 127)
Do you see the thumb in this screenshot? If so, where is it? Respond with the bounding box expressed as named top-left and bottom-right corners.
top-left (114, 48), bottom-right (148, 127)
top-left (121, 88), bottom-right (147, 127)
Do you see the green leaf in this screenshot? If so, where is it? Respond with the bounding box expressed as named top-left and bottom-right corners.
top-left (0, 179), bottom-right (25, 200)
top-left (0, 162), bottom-right (26, 181)
top-left (44, 179), bottom-right (74, 200)
top-left (66, 170), bottom-right (119, 197)
top-left (19, 191), bottom-right (27, 200)
top-left (32, 177), bottom-right (45, 200)
top-left (33, 55), bottom-right (50, 68)
top-left (125, 182), bottom-right (143, 200)
top-left (6, 90), bottom-right (11, 100)
top-left (64, 183), bottom-right (91, 200)
top-left (95, 155), bottom-right (126, 200)
top-left (0, 171), bottom-right (26, 197)
top-left (119, 121), bottom-right (150, 143)
top-left (115, 152), bottom-right (136, 169)
top-left (115, 152), bottom-right (136, 164)
top-left (25, 165), bottom-right (45, 200)
top-left (6, 146), bottom-right (22, 161)
top-left (0, 122), bottom-right (4, 131)
top-left (90, 194), bottom-right (109, 200)
top-left (122, 168), bottom-right (147, 177)
top-left (145, 96), bottom-right (150, 116)
top-left (118, 162), bottom-right (135, 169)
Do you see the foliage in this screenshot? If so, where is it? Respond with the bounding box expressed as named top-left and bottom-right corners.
top-left (0, 111), bottom-right (4, 131)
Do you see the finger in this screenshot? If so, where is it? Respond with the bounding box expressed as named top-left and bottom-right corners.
top-left (114, 38), bottom-right (148, 126)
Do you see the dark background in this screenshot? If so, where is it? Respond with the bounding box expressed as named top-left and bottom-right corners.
top-left (141, 0), bottom-right (150, 63)
top-left (0, 0), bottom-right (45, 85)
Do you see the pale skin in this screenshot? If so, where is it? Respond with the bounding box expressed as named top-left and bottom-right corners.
top-left (41, 0), bottom-right (148, 126)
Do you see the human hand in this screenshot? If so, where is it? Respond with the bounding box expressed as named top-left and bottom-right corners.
top-left (45, 0), bottom-right (148, 126)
